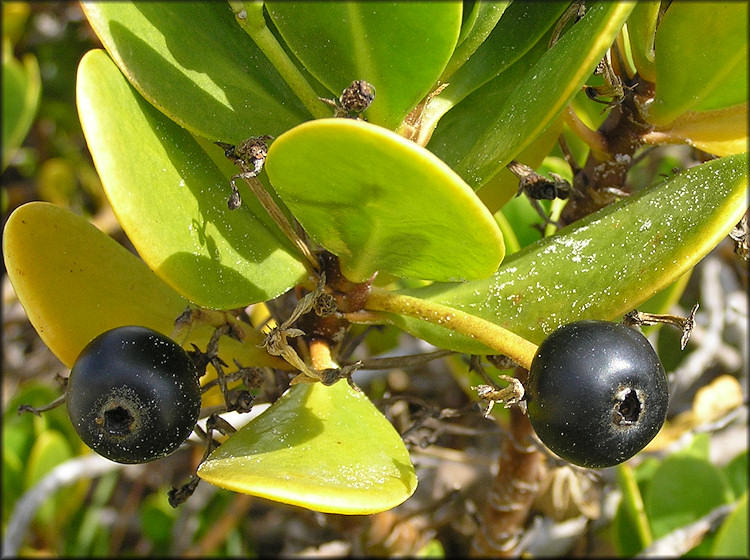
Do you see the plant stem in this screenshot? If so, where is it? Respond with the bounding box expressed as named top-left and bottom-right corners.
top-left (365, 289), bottom-right (538, 370)
top-left (230, 1), bottom-right (330, 119)
top-left (563, 104), bottom-right (609, 157)
top-left (617, 463), bottom-right (653, 549)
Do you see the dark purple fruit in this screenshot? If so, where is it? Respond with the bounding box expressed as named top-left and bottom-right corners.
top-left (527, 320), bottom-right (668, 468)
top-left (66, 326), bottom-right (200, 464)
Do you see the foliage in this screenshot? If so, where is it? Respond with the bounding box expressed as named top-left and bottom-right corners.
top-left (2, 1), bottom-right (747, 556)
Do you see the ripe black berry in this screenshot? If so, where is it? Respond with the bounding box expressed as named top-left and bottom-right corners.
top-left (526, 320), bottom-right (668, 468)
top-left (66, 326), bottom-right (201, 464)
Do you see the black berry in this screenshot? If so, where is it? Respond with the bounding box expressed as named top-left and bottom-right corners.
top-left (526, 320), bottom-right (668, 468)
top-left (66, 326), bottom-right (201, 464)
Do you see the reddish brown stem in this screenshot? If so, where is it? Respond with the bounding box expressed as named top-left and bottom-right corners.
top-left (470, 368), bottom-right (545, 557)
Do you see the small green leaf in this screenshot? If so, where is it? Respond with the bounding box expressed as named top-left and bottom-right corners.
top-left (76, 49), bottom-right (307, 309)
top-left (25, 431), bottom-right (74, 490)
top-left (264, 1), bottom-right (462, 130)
top-left (645, 455), bottom-right (731, 539)
top-left (2, 202), bottom-right (285, 369)
top-left (374, 153), bottom-right (747, 354)
top-left (723, 451), bottom-right (749, 500)
top-left (647, 2), bottom-right (748, 125)
top-left (2, 49), bottom-right (41, 170)
top-left (81, 2), bottom-right (309, 141)
top-left (711, 493), bottom-right (748, 557)
top-left (197, 380), bottom-right (417, 514)
top-left (453, 2), bottom-right (633, 188)
top-left (265, 118), bottom-right (504, 282)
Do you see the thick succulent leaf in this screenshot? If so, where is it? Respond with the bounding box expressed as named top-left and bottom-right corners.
top-left (2, 202), bottom-right (284, 369)
top-left (2, 50), bottom-right (41, 170)
top-left (265, 118), bottom-right (504, 283)
top-left (264, 1), bottom-right (461, 130)
top-left (439, 1), bottom-right (568, 107)
top-left (428, 36), bottom-right (550, 182)
top-left (373, 153), bottom-right (748, 354)
top-left (452, 2), bottom-right (633, 189)
top-left (80, 2), bottom-right (309, 142)
top-left (440, 1), bottom-right (510, 81)
top-left (648, 103), bottom-right (748, 157)
top-left (197, 380), bottom-right (417, 514)
top-left (626, 1), bottom-right (659, 83)
top-left (647, 2), bottom-right (747, 125)
top-left (76, 49), bottom-right (307, 309)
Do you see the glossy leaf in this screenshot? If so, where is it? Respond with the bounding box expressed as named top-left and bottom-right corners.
top-left (427, 36), bottom-right (550, 177)
top-left (2, 49), bottom-right (41, 170)
top-left (265, 118), bottom-right (504, 283)
top-left (439, 1), bottom-right (567, 107)
top-left (76, 49), bottom-right (307, 309)
top-left (647, 2), bottom-right (748, 125)
top-left (626, 1), bottom-right (659, 82)
top-left (81, 2), bottom-right (309, 142)
top-left (371, 153), bottom-right (748, 354)
top-left (411, 1), bottom-right (566, 148)
top-left (2, 202), bottom-right (286, 370)
top-left (198, 380), bottom-right (417, 514)
top-left (264, 1), bottom-right (462, 130)
top-left (440, 1), bottom-right (510, 82)
top-left (452, 2), bottom-right (633, 189)
top-left (646, 103), bottom-right (748, 157)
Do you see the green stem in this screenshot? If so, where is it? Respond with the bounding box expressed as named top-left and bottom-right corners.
top-left (616, 463), bottom-right (653, 549)
top-left (230, 1), bottom-right (330, 119)
top-left (365, 288), bottom-right (538, 370)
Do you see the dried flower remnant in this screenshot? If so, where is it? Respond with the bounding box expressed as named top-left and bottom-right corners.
top-left (321, 80), bottom-right (376, 118)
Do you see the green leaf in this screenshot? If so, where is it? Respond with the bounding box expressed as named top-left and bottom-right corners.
top-left (647, 103), bottom-right (748, 157)
top-left (645, 454), bottom-right (732, 539)
top-left (647, 2), bottom-right (748, 125)
top-left (711, 493), bottom-right (749, 557)
top-left (2, 49), bottom-right (41, 170)
top-left (2, 202), bottom-right (286, 370)
top-left (25, 430), bottom-right (74, 489)
top-left (723, 451), bottom-right (748, 499)
top-left (626, 1), bottom-right (659, 82)
top-left (427, 37), bottom-right (553, 186)
top-left (264, 1), bottom-right (462, 130)
top-left (264, 118), bottom-right (504, 282)
top-left (197, 380), bottom-right (417, 514)
top-left (372, 153), bottom-right (748, 354)
top-left (80, 2), bottom-right (309, 141)
top-left (76, 49), bottom-right (307, 309)
top-left (439, 1), bottom-right (568, 107)
top-left (440, 1), bottom-right (511, 82)
top-left (452, 2), bottom-right (634, 189)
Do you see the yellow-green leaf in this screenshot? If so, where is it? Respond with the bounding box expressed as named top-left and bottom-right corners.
top-left (198, 380), bottom-right (417, 514)
top-left (2, 201), bottom-right (284, 369)
top-left (76, 49), bottom-right (307, 309)
top-left (645, 104), bottom-right (748, 157)
top-left (374, 153), bottom-right (748, 353)
top-left (265, 118), bottom-right (504, 282)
